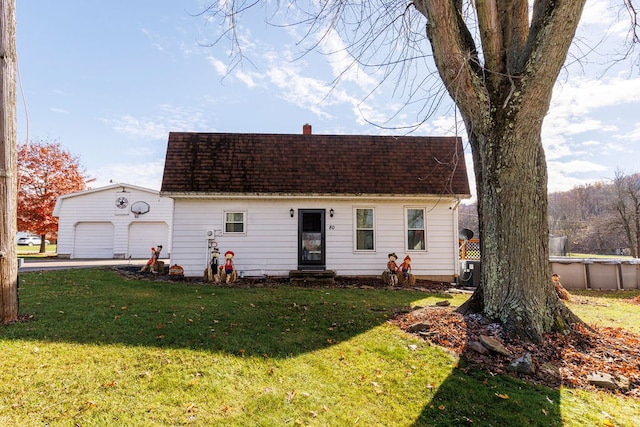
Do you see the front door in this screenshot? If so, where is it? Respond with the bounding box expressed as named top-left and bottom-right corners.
top-left (298, 209), bottom-right (325, 270)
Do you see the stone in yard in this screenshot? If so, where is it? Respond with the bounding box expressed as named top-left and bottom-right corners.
top-left (479, 335), bottom-right (512, 357)
top-left (587, 372), bottom-right (630, 391)
top-left (538, 362), bottom-right (560, 380)
top-left (467, 341), bottom-right (489, 355)
top-left (407, 322), bottom-right (430, 333)
top-left (507, 353), bottom-right (536, 374)
top-left (435, 300), bottom-right (451, 307)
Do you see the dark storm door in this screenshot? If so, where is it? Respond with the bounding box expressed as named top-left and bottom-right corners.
top-left (298, 209), bottom-right (326, 270)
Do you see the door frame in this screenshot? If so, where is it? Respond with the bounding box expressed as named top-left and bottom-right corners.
top-left (297, 209), bottom-right (326, 270)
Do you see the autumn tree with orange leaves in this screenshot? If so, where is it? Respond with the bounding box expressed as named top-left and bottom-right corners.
top-left (18, 140), bottom-right (88, 253)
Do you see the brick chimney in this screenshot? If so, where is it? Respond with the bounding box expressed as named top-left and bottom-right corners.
top-left (303, 123), bottom-right (312, 135)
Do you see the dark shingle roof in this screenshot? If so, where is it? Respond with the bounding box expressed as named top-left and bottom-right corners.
top-left (161, 131), bottom-right (470, 197)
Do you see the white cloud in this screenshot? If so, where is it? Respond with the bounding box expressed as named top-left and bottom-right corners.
top-left (106, 115), bottom-right (169, 140)
top-left (547, 159), bottom-right (609, 192)
top-left (89, 159), bottom-right (165, 191)
top-left (208, 56), bottom-right (228, 76)
top-left (542, 75), bottom-right (640, 164)
top-left (141, 28), bottom-right (167, 52)
top-left (320, 29), bottom-right (379, 91)
top-left (104, 105), bottom-right (211, 140)
top-left (234, 69), bottom-right (258, 88)
top-left (550, 159), bottom-right (608, 175)
top-left (266, 63), bottom-right (335, 119)
top-left (582, 140), bottom-right (601, 146)
top-left (579, 0), bottom-right (617, 27)
top-left (615, 123), bottom-right (640, 140)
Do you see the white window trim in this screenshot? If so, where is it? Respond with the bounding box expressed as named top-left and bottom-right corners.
top-left (405, 206), bottom-right (427, 252)
top-left (223, 210), bottom-right (247, 235)
top-left (353, 207), bottom-right (376, 252)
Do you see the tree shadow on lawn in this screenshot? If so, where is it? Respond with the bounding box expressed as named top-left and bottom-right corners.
top-left (412, 363), bottom-right (562, 426)
top-left (9, 268), bottom-right (430, 358)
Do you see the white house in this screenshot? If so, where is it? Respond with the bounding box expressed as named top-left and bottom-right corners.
top-left (160, 125), bottom-right (471, 280)
top-left (53, 183), bottom-right (173, 259)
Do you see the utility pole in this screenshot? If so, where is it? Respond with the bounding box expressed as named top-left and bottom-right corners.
top-left (0, 0), bottom-right (18, 323)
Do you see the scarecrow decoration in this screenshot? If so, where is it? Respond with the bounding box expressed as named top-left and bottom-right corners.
top-left (398, 255), bottom-right (416, 286)
top-left (204, 246), bottom-right (220, 282)
top-left (215, 250), bottom-right (238, 284)
top-left (382, 253), bottom-right (399, 286)
top-left (140, 245), bottom-right (164, 274)
top-left (552, 273), bottom-right (571, 301)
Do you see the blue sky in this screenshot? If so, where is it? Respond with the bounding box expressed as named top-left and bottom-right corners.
top-left (16, 1), bottom-right (640, 197)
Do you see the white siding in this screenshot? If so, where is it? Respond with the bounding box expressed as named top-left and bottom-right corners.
top-left (170, 197), bottom-right (460, 280)
top-left (54, 184), bottom-right (173, 259)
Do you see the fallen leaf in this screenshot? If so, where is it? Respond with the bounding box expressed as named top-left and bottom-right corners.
top-left (495, 393), bottom-right (509, 399)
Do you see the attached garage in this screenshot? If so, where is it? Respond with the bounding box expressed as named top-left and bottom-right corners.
top-left (73, 222), bottom-right (114, 258)
top-left (54, 183), bottom-right (173, 259)
top-left (128, 222), bottom-right (170, 258)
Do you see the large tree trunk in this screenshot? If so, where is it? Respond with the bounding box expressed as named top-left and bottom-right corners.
top-left (414, 0), bottom-right (587, 341)
top-left (458, 115), bottom-right (581, 342)
top-left (0, 0), bottom-right (18, 324)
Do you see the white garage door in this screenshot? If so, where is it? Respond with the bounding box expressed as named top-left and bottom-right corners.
top-left (73, 222), bottom-right (114, 259)
top-left (128, 222), bottom-right (169, 259)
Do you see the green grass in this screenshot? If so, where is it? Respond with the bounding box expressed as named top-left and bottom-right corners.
top-left (568, 289), bottom-right (640, 334)
top-left (1, 269), bottom-right (638, 426)
top-left (567, 253), bottom-right (632, 259)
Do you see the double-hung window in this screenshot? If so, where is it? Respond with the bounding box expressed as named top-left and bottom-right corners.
top-left (406, 208), bottom-right (426, 250)
top-left (355, 208), bottom-right (375, 251)
top-left (224, 211), bottom-right (246, 234)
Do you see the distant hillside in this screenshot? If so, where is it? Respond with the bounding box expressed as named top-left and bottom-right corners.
top-left (459, 172), bottom-right (640, 256)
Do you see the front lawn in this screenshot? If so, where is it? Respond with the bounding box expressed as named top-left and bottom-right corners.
top-left (0, 269), bottom-right (638, 426)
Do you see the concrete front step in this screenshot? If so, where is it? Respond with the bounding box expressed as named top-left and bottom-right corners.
top-left (289, 270), bottom-right (336, 287)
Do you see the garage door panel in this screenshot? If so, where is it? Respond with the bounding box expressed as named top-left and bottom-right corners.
top-left (128, 222), bottom-right (169, 259)
top-left (74, 222), bottom-right (114, 259)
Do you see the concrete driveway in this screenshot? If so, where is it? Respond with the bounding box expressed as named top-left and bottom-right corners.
top-left (18, 258), bottom-right (158, 272)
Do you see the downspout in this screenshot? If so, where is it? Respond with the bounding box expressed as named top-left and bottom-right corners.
top-left (451, 197), bottom-right (462, 283)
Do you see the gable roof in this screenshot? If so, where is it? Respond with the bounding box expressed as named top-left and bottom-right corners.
top-left (53, 183), bottom-right (160, 216)
top-left (161, 131), bottom-right (471, 198)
